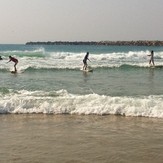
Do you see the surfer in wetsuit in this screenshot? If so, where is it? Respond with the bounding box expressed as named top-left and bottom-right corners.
top-left (147, 50), bottom-right (155, 66)
top-left (7, 56), bottom-right (18, 72)
top-left (83, 52), bottom-right (90, 70)
top-left (0, 56), bottom-right (2, 60)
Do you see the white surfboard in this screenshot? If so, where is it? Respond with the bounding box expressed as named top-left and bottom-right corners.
top-left (80, 68), bottom-right (93, 72)
top-left (10, 70), bottom-right (24, 74)
top-left (149, 65), bottom-right (155, 68)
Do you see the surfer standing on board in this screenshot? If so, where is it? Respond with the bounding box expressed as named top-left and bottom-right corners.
top-left (83, 52), bottom-right (90, 70)
top-left (147, 50), bottom-right (155, 67)
top-left (7, 56), bottom-right (18, 72)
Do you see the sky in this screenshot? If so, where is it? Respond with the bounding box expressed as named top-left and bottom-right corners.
top-left (0, 0), bottom-right (163, 44)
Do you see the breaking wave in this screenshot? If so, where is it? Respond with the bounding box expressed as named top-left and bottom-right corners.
top-left (0, 89), bottom-right (163, 118)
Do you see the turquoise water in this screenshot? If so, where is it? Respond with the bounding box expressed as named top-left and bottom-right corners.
top-left (0, 44), bottom-right (163, 117)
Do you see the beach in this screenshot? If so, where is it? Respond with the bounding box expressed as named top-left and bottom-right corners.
top-left (0, 44), bottom-right (163, 162)
top-left (0, 114), bottom-right (163, 163)
top-left (1, 0), bottom-right (163, 162)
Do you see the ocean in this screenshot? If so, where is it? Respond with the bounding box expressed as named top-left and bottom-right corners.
top-left (0, 44), bottom-right (163, 117)
top-left (0, 44), bottom-right (163, 162)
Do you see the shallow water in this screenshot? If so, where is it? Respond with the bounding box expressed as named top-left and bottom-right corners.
top-left (0, 44), bottom-right (163, 162)
top-left (0, 44), bottom-right (163, 117)
top-left (0, 114), bottom-right (163, 163)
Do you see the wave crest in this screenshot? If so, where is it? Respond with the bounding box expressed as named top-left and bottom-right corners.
top-left (0, 90), bottom-right (163, 118)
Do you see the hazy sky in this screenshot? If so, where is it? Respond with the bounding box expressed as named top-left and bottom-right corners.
top-left (0, 0), bottom-right (163, 43)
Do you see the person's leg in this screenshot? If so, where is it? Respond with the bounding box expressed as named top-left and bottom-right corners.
top-left (149, 59), bottom-right (151, 65)
top-left (14, 62), bottom-right (17, 72)
top-left (85, 63), bottom-right (87, 70)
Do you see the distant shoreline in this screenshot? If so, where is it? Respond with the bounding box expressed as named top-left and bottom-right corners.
top-left (26, 40), bottom-right (163, 46)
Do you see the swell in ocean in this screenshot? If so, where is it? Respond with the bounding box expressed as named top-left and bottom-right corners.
top-left (0, 89), bottom-right (163, 118)
top-left (0, 47), bottom-right (163, 72)
top-left (1, 65), bottom-right (163, 74)
top-left (0, 45), bottom-right (163, 118)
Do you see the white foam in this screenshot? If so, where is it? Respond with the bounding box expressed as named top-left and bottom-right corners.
top-left (0, 90), bottom-right (163, 118)
top-left (0, 48), bottom-right (163, 71)
top-left (0, 50), bottom-right (163, 71)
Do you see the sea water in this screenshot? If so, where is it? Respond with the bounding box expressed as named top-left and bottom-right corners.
top-left (1, 44), bottom-right (163, 163)
top-left (0, 44), bottom-right (163, 117)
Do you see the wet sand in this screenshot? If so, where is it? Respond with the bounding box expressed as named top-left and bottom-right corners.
top-left (0, 114), bottom-right (163, 163)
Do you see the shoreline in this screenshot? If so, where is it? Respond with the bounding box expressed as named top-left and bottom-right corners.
top-left (26, 40), bottom-right (163, 46)
top-left (0, 114), bottom-right (163, 163)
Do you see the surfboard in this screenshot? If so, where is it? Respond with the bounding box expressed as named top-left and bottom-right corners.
top-left (154, 65), bottom-right (163, 68)
top-left (149, 65), bottom-right (163, 68)
top-left (10, 69), bottom-right (25, 74)
top-left (80, 68), bottom-right (93, 72)
top-left (10, 71), bottom-right (17, 74)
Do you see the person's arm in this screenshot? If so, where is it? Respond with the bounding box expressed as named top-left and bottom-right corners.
top-left (7, 59), bottom-right (11, 63)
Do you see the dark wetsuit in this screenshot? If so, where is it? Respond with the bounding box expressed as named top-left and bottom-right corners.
top-left (83, 53), bottom-right (90, 70)
top-left (83, 54), bottom-right (89, 64)
top-left (9, 56), bottom-right (18, 72)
